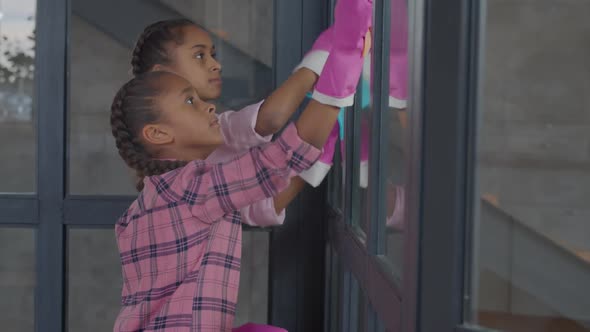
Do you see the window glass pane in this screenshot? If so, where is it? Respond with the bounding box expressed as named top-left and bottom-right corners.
top-left (0, 228), bottom-right (35, 332)
top-left (352, 276), bottom-right (367, 332)
top-left (67, 228), bottom-right (269, 330)
top-left (328, 114), bottom-right (345, 211)
top-left (368, 305), bottom-right (386, 332)
top-left (67, 228), bottom-right (121, 332)
top-left (68, 0), bottom-right (273, 194)
top-left (360, 0), bottom-right (408, 276)
top-left (328, 249), bottom-right (342, 332)
top-left (0, 0), bottom-right (36, 193)
top-left (357, 14), bottom-right (374, 235)
top-left (383, 0), bottom-right (410, 279)
top-left (234, 231), bottom-right (269, 326)
top-left (470, 1), bottom-right (590, 331)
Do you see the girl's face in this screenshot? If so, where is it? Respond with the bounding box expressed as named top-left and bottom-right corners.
top-left (146, 74), bottom-right (224, 160)
top-left (165, 25), bottom-right (223, 101)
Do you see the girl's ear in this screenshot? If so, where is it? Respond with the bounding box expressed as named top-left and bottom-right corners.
top-left (152, 64), bottom-right (165, 72)
top-left (151, 63), bottom-right (179, 74)
top-left (141, 124), bottom-right (174, 146)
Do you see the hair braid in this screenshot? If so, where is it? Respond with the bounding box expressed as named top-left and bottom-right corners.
top-left (131, 19), bottom-right (196, 76)
top-left (110, 73), bottom-right (188, 191)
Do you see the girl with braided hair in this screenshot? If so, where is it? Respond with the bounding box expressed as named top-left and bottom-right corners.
top-left (127, 9), bottom-right (369, 228)
top-left (111, 1), bottom-right (373, 331)
top-left (127, 18), bottom-right (312, 228)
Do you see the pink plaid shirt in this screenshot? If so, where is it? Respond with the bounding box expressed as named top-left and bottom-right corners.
top-left (207, 101), bottom-right (286, 227)
top-left (114, 124), bottom-right (320, 332)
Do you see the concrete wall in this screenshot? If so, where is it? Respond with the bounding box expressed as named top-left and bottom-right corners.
top-left (476, 0), bottom-right (590, 324)
top-left (160, 0), bottom-right (273, 67)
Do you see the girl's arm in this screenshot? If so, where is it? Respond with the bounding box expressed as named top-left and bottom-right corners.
top-left (177, 96), bottom-right (340, 224)
top-left (254, 68), bottom-right (318, 137)
top-left (178, 122), bottom-right (324, 224)
top-left (272, 176), bottom-right (307, 213)
top-left (295, 99), bottom-right (340, 149)
top-left (254, 26), bottom-right (333, 137)
top-left (239, 177), bottom-right (306, 227)
top-left (268, 100), bottom-right (341, 216)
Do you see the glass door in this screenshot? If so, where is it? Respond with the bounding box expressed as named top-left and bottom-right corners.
top-left (323, 0), bottom-right (422, 330)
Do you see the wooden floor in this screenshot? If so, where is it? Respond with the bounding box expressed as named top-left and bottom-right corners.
top-left (478, 311), bottom-right (590, 332)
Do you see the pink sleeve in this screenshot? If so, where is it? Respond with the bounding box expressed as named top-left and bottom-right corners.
top-left (175, 124), bottom-right (320, 224)
top-left (240, 198), bottom-right (286, 227)
top-left (217, 100), bottom-right (272, 151)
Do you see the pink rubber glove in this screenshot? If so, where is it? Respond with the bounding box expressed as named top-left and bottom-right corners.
top-left (312, 0), bottom-right (373, 107)
top-left (389, 0), bottom-right (409, 108)
top-left (299, 121), bottom-right (339, 187)
top-left (232, 323), bottom-right (288, 332)
top-left (294, 27), bottom-right (333, 75)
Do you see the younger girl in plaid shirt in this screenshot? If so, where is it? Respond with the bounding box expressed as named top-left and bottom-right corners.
top-left (111, 0), bottom-right (372, 330)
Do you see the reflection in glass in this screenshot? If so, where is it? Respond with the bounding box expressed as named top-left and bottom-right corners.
top-left (383, 0), bottom-right (409, 276)
top-left (0, 0), bottom-right (36, 192)
top-left (357, 0), bottom-right (409, 273)
top-left (328, 111), bottom-right (345, 211)
top-left (470, 1), bottom-right (590, 331)
top-left (355, 279), bottom-right (367, 332)
top-left (358, 43), bottom-right (372, 234)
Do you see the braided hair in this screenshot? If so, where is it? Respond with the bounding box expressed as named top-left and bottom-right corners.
top-left (110, 71), bottom-right (188, 191)
top-left (131, 19), bottom-right (198, 76)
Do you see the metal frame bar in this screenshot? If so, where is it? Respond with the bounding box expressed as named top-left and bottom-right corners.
top-left (367, 0), bottom-right (391, 256)
top-left (401, 0), bottom-right (426, 329)
top-left (340, 269), bottom-right (353, 332)
top-left (414, 0), bottom-right (481, 330)
top-left (34, 0), bottom-right (68, 331)
top-left (269, 0), bottom-right (329, 331)
top-left (461, 0), bottom-right (486, 324)
top-left (348, 95), bottom-right (359, 226)
top-left (349, 276), bottom-right (360, 331)
top-left (63, 197), bottom-right (132, 225)
top-left (328, 210), bottom-right (402, 331)
top-left (0, 196), bottom-right (38, 225)
top-left (268, 0), bottom-right (303, 328)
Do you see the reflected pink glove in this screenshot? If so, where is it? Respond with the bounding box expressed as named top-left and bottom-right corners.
top-left (384, 0), bottom-right (408, 230)
top-left (299, 121), bottom-right (339, 187)
top-left (233, 323), bottom-right (288, 332)
top-left (386, 184), bottom-right (405, 232)
top-left (360, 0), bottom-right (408, 188)
top-left (294, 27), bottom-right (333, 75)
top-left (312, 0), bottom-right (373, 107)
top-left (389, 0), bottom-right (409, 108)
top-left (359, 115), bottom-right (370, 188)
